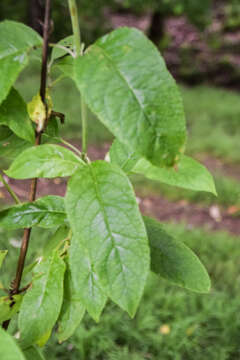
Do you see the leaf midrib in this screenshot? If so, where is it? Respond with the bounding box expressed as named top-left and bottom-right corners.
top-left (94, 44), bottom-right (155, 133)
top-left (88, 164), bottom-right (127, 289)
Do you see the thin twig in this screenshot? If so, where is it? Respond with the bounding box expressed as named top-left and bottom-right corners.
top-left (49, 42), bottom-right (75, 57)
top-left (68, 0), bottom-right (88, 160)
top-left (60, 138), bottom-right (82, 157)
top-left (0, 173), bottom-right (21, 204)
top-left (3, 0), bottom-right (52, 331)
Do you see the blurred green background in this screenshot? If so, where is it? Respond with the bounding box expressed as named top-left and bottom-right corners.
top-left (1, 1), bottom-right (240, 359)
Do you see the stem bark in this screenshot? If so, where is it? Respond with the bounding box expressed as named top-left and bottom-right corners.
top-left (2, 0), bottom-right (52, 330)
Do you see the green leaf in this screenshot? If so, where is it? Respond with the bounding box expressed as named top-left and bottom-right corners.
top-left (65, 160), bottom-right (150, 318)
top-left (51, 35), bottom-right (74, 62)
top-left (43, 225), bottom-right (69, 256)
top-left (69, 237), bottom-right (107, 322)
top-left (74, 27), bottom-right (186, 167)
top-left (55, 56), bottom-right (74, 79)
top-left (5, 144), bottom-right (85, 179)
top-left (0, 126), bottom-right (12, 141)
top-left (19, 250), bottom-right (66, 348)
top-left (0, 327), bottom-right (25, 360)
top-left (23, 346), bottom-right (45, 360)
top-left (57, 258), bottom-right (85, 343)
top-left (0, 294), bottom-right (22, 323)
top-left (134, 155), bottom-right (217, 195)
top-left (0, 88), bottom-right (34, 143)
top-left (109, 139), bottom-right (216, 195)
top-left (0, 195), bottom-right (67, 229)
top-left (0, 250), bottom-right (7, 268)
top-left (44, 117), bottom-right (60, 139)
top-left (109, 139), bottom-right (139, 173)
top-left (0, 20), bottom-right (42, 104)
top-left (0, 53), bottom-right (28, 106)
top-left (0, 130), bottom-right (31, 161)
top-left (144, 216), bottom-right (211, 293)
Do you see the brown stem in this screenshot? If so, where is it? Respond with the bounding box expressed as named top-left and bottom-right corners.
top-left (2, 0), bottom-right (51, 331)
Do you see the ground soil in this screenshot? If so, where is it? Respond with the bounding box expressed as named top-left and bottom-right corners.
top-left (1, 143), bottom-right (240, 236)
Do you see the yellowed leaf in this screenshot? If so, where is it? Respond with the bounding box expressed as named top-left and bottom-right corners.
top-left (27, 93), bottom-right (46, 132)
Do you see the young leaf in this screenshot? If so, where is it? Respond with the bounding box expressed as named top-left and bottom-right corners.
top-left (0, 20), bottom-right (42, 104)
top-left (0, 195), bottom-right (67, 229)
top-left (18, 250), bottom-right (66, 348)
top-left (144, 216), bottom-right (211, 293)
top-left (0, 88), bottom-right (35, 143)
top-left (134, 155), bottom-right (217, 195)
top-left (43, 117), bottom-right (60, 139)
top-left (5, 144), bottom-right (85, 179)
top-left (69, 237), bottom-right (107, 322)
top-left (55, 56), bottom-right (74, 79)
top-left (74, 27), bottom-right (186, 167)
top-left (0, 294), bottom-right (22, 323)
top-left (65, 160), bottom-right (150, 317)
top-left (23, 346), bottom-right (45, 360)
top-left (109, 139), bottom-right (139, 173)
top-left (57, 258), bottom-right (85, 343)
top-left (27, 93), bottom-right (46, 133)
top-left (0, 250), bottom-right (7, 268)
top-left (0, 327), bottom-right (25, 360)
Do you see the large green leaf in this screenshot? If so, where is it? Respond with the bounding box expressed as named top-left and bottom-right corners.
top-left (5, 144), bottom-right (84, 179)
top-left (0, 21), bottom-right (42, 104)
top-left (18, 250), bottom-right (65, 348)
top-left (69, 237), bottom-right (107, 322)
top-left (134, 155), bottom-right (217, 194)
top-left (57, 258), bottom-right (85, 343)
top-left (144, 216), bottom-right (211, 293)
top-left (0, 88), bottom-right (34, 143)
top-left (0, 327), bottom-right (25, 360)
top-left (0, 195), bottom-right (67, 229)
top-left (74, 27), bottom-right (186, 167)
top-left (109, 139), bottom-right (139, 173)
top-left (23, 346), bottom-right (45, 360)
top-left (0, 294), bottom-right (22, 323)
top-left (65, 160), bottom-right (150, 317)
top-left (0, 250), bottom-right (7, 268)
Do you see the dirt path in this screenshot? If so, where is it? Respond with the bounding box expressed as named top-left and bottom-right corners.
top-left (1, 143), bottom-right (240, 236)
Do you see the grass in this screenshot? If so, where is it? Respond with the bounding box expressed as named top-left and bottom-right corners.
top-left (1, 224), bottom-right (240, 359)
top-left (182, 85), bottom-right (240, 163)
